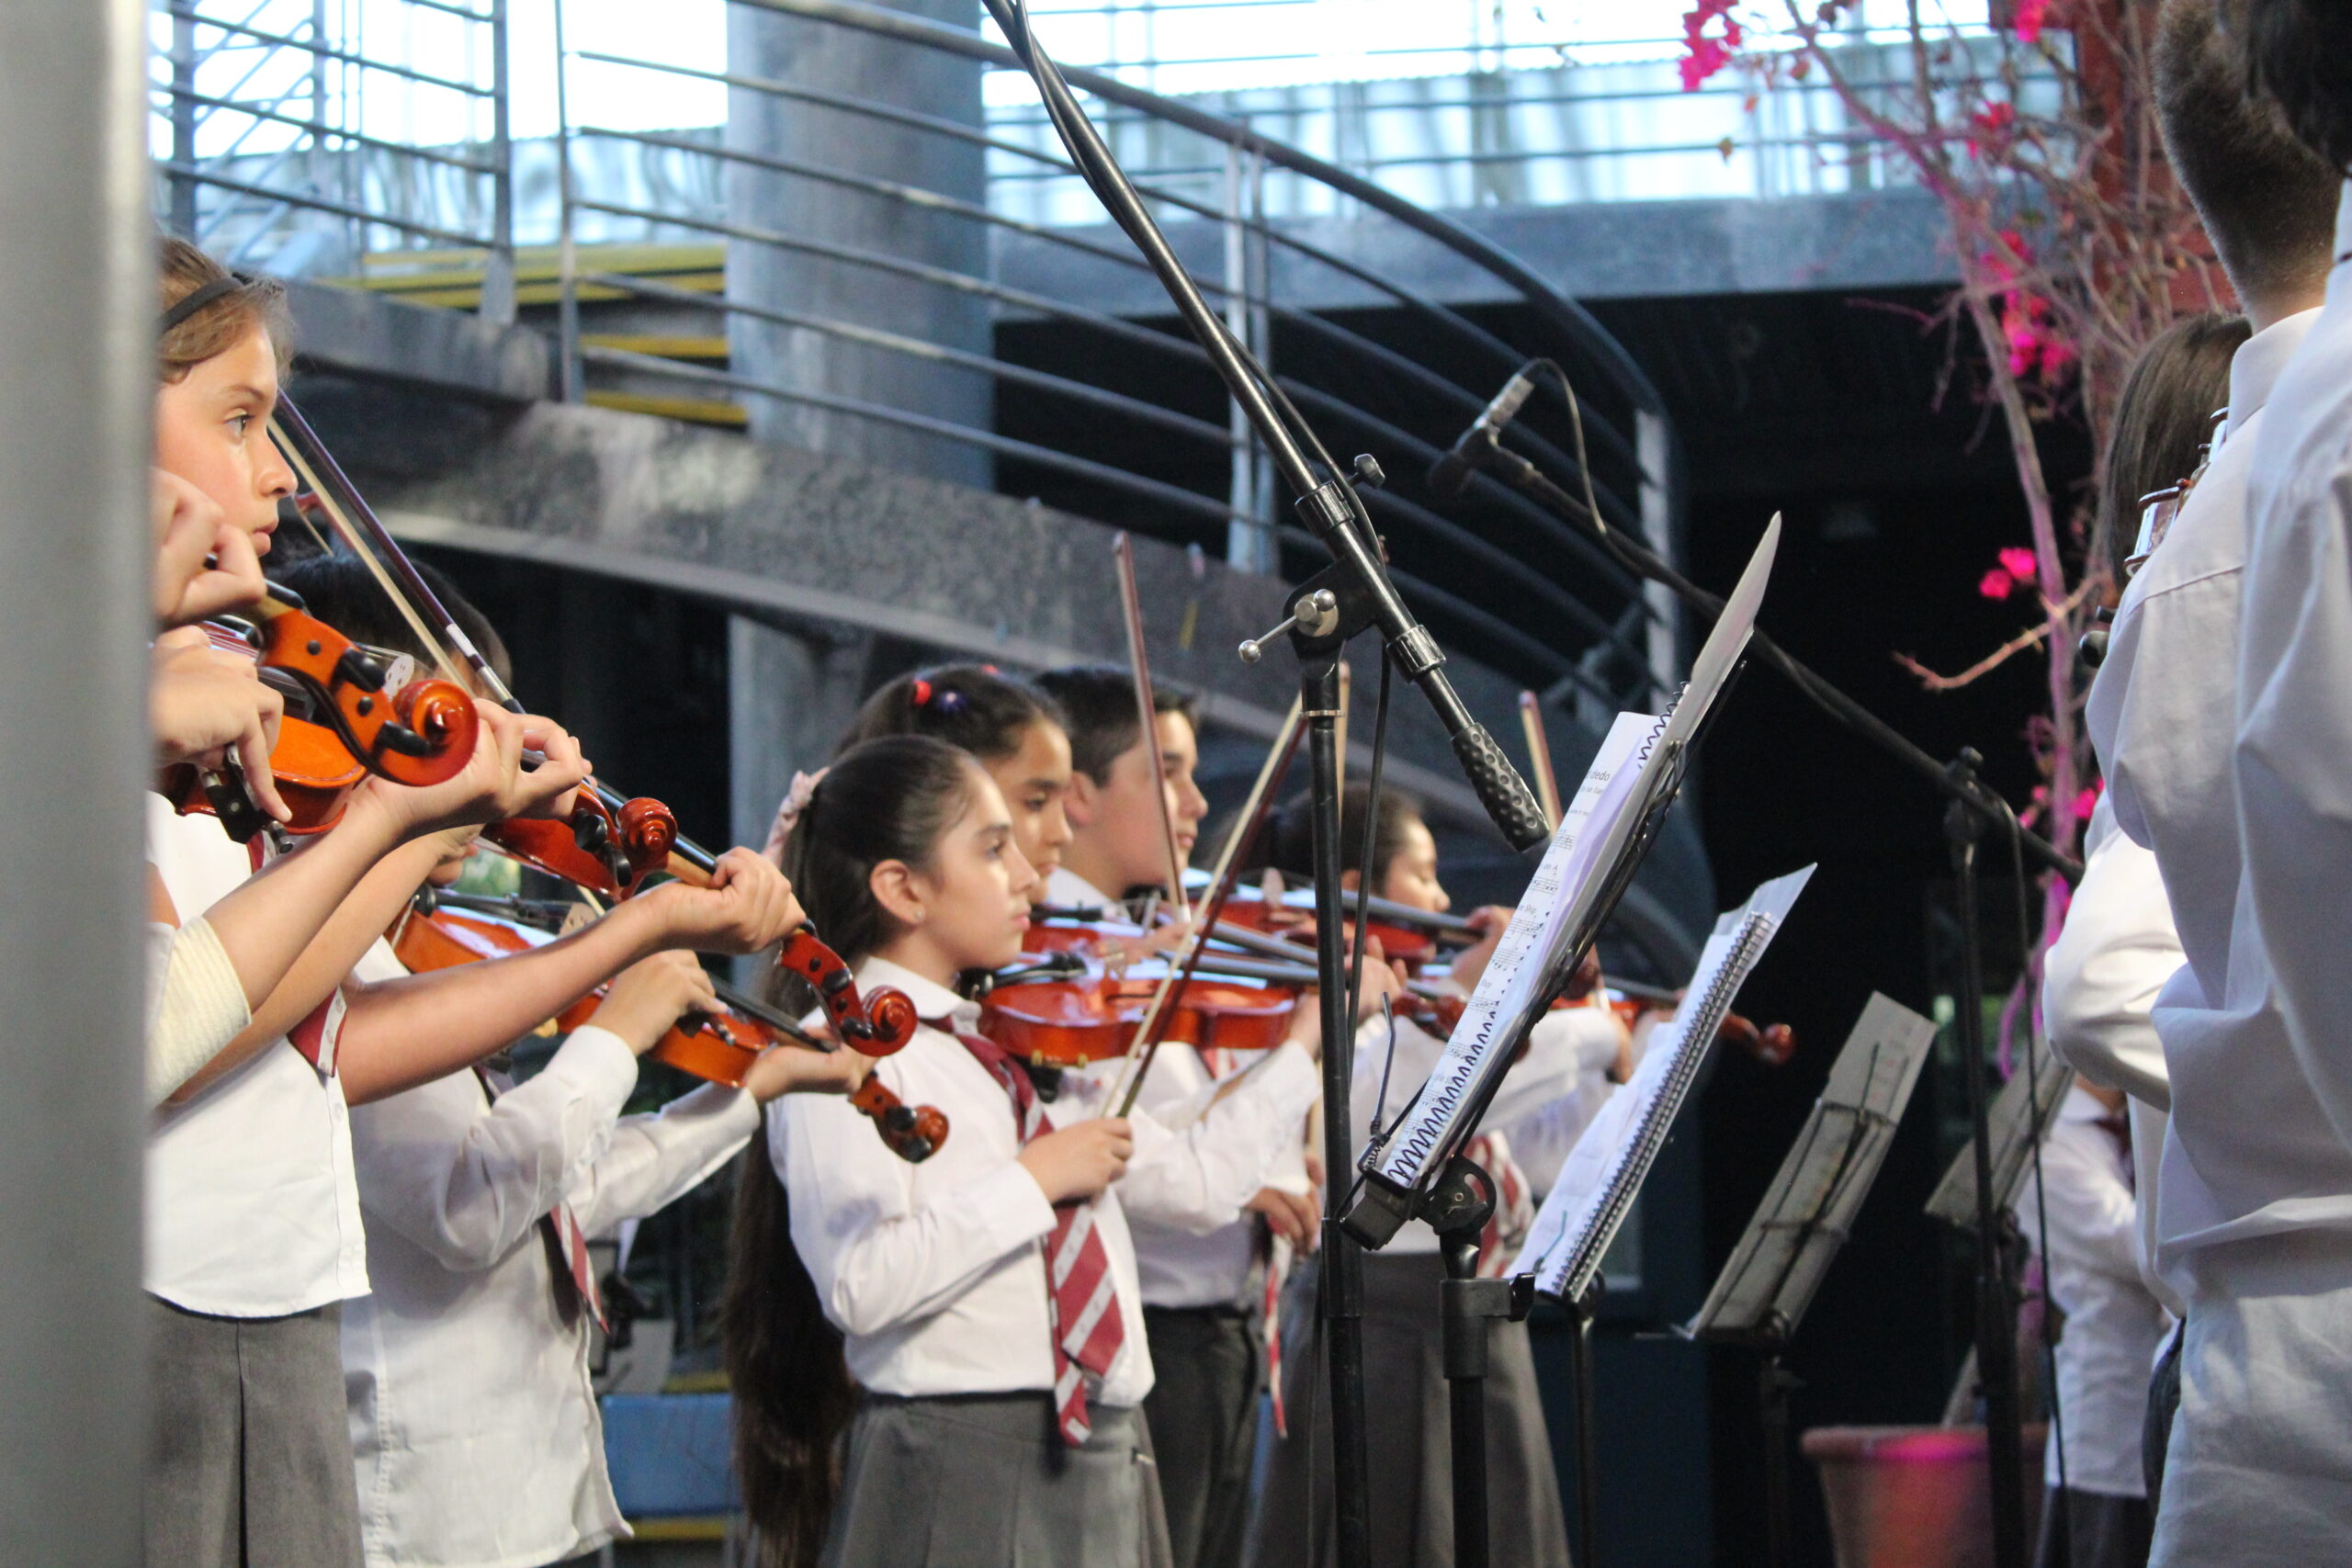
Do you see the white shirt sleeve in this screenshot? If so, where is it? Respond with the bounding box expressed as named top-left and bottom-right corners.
top-left (348, 1025), bottom-right (640, 1272)
top-left (145, 917), bottom-right (252, 1106)
top-left (2041, 801), bottom-right (2180, 1111)
top-left (1077, 1043), bottom-right (1319, 1235)
top-left (2233, 457), bottom-right (2352, 1152)
top-left (778, 1090), bottom-right (1057, 1339)
top-left (2019, 1113), bottom-right (2140, 1287)
top-left (566, 1082), bottom-right (762, 1239)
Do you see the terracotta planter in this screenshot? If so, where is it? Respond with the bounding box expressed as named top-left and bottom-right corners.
top-left (1800, 1424), bottom-right (2047, 1568)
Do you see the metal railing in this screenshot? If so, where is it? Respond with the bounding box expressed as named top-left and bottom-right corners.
top-left (150, 0), bottom-right (516, 320)
top-left (548, 0), bottom-right (1682, 705)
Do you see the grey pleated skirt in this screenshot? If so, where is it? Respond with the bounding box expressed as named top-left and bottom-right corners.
top-left (820, 1393), bottom-right (1175, 1568)
top-left (1245, 1251), bottom-right (1571, 1568)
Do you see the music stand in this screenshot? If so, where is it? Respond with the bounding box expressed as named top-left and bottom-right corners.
top-left (1924, 1041), bottom-right (2075, 1232)
top-left (1689, 994), bottom-right (1939, 1568)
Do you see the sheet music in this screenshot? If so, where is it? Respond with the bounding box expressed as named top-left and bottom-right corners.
top-left (1689, 993), bottom-right (1935, 1342)
top-left (1358, 517), bottom-right (1782, 1213)
top-left (1923, 1039), bottom-right (2075, 1229)
top-left (1513, 864), bottom-right (1815, 1302)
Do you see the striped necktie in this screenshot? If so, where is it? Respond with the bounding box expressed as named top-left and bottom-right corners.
top-left (1464, 1130), bottom-right (1533, 1280)
top-left (951, 1026), bottom-right (1125, 1446)
top-left (474, 1066), bottom-right (608, 1333)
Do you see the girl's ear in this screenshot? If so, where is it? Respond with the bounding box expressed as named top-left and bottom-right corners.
top-left (1063, 769), bottom-right (1101, 830)
top-left (870, 859), bottom-right (927, 931)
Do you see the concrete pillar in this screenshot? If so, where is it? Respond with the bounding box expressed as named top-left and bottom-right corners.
top-left (723, 1), bottom-right (993, 488)
top-left (728, 615), bottom-right (875, 858)
top-left (0, 0), bottom-right (152, 1560)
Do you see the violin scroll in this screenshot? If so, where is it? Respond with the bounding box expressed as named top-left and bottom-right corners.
top-left (777, 927), bottom-right (919, 1057)
top-left (853, 1079), bottom-right (948, 1162)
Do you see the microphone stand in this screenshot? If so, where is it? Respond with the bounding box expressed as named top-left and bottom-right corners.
top-left (1454, 408), bottom-right (2062, 1568)
top-left (974, 10), bottom-right (1553, 1567)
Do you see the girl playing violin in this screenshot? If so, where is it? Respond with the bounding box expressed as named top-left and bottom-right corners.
top-left (143, 238), bottom-right (594, 1568)
top-left (275, 550), bottom-right (858, 1568)
top-left (729, 735), bottom-right (1188, 1568)
top-left (834, 663), bottom-right (1077, 882)
top-left (1250, 784), bottom-right (1631, 1568)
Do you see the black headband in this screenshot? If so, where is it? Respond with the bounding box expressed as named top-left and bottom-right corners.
top-left (159, 274), bottom-right (248, 337)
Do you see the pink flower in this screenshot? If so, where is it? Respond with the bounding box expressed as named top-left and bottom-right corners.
top-left (2012, 0), bottom-right (2050, 44)
top-left (1679, 1), bottom-right (1743, 91)
top-left (1979, 567), bottom-right (2017, 600)
top-left (1997, 547), bottom-right (2038, 583)
top-left (2071, 785), bottom-right (2099, 823)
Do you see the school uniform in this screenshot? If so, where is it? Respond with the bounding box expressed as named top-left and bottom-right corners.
top-left (340, 940), bottom-right (762, 1568)
top-left (1046, 865), bottom-right (1123, 914)
top-left (1249, 1003), bottom-right (1623, 1568)
top-left (1079, 1035), bottom-right (1320, 1568)
top-left (143, 794), bottom-right (368, 1568)
top-left (2120, 183), bottom-right (2352, 1564)
top-left (775, 957), bottom-right (1180, 1568)
top-left (2018, 1086), bottom-right (2170, 1568)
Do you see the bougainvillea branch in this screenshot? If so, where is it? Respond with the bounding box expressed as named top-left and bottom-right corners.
top-left (1681, 0), bottom-right (2218, 866)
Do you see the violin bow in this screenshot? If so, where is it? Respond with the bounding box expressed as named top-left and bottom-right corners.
top-left (270, 397), bottom-right (521, 713)
top-left (1113, 532), bottom-right (1191, 924)
top-left (1518, 689), bottom-right (1562, 831)
top-left (269, 398), bottom-right (731, 889)
top-left (1110, 697), bottom-right (1304, 1117)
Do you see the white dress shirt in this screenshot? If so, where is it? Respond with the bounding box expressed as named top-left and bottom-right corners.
top-left (144, 794), bottom-right (369, 1316)
top-left (341, 942), bottom-right (760, 1568)
top-left (1091, 1039), bottom-right (1322, 1310)
top-left (775, 957), bottom-right (1161, 1407)
top-left (2189, 183), bottom-right (2352, 1264)
top-left (2018, 1085), bottom-right (2171, 1497)
top-left (2082, 301), bottom-right (2335, 1280)
top-left (1351, 1003), bottom-right (1626, 1253)
top-left (2040, 795), bottom-right (2185, 1318)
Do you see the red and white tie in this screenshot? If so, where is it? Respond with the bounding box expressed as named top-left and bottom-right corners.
top-left (955, 1029), bottom-right (1125, 1446)
top-left (474, 1066), bottom-right (608, 1333)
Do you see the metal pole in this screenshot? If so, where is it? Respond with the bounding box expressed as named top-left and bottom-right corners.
top-left (169, 0), bottom-right (200, 236)
top-left (0, 0), bottom-right (153, 1561)
top-left (1306, 649), bottom-right (1372, 1568)
top-left (552, 0), bottom-right (582, 402)
top-left (1949, 755), bottom-right (2029, 1568)
top-left (481, 0), bottom-right (516, 326)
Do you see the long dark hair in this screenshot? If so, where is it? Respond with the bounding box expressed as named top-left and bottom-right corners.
top-left (836, 664), bottom-right (1065, 764)
top-left (2096, 312), bottom-right (2245, 587)
top-left (1267, 781), bottom-right (1428, 893)
top-left (724, 735), bottom-right (985, 1568)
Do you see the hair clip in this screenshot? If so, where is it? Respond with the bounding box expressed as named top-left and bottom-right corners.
top-left (933, 688), bottom-right (967, 716)
top-left (763, 768), bottom-right (830, 866)
top-left (910, 678), bottom-right (934, 707)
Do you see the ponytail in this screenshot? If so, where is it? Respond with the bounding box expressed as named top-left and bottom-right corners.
top-left (721, 1125), bottom-right (852, 1568)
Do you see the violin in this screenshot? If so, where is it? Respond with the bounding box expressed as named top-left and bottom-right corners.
top-left (166, 587), bottom-right (481, 840)
top-left (390, 893), bottom-right (948, 1163)
top-left (980, 953), bottom-right (1298, 1069)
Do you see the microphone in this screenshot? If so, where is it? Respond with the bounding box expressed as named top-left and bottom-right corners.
top-left (1426, 367), bottom-right (1539, 500)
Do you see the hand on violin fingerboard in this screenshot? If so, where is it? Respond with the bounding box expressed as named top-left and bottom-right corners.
top-left (639, 848), bottom-right (808, 955)
top-left (741, 1043), bottom-right (872, 1103)
top-left (360, 706), bottom-right (585, 840)
top-left (152, 468), bottom-right (265, 627)
top-left (1446, 906), bottom-right (1514, 993)
top-left (150, 628), bottom-right (290, 825)
top-left (594, 951), bottom-right (718, 1055)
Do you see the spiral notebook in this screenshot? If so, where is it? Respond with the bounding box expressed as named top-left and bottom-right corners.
top-left (1512, 863), bottom-right (1815, 1303)
top-left (1344, 517), bottom-right (1782, 1246)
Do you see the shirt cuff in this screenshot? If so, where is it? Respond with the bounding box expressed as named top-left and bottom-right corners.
top-left (544, 1025), bottom-right (642, 1111)
top-left (978, 1157), bottom-right (1061, 1247)
top-left (662, 1080), bottom-right (762, 1138)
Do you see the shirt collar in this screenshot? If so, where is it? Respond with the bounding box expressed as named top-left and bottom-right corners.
top-left (2227, 306), bottom-right (2324, 435)
top-left (855, 953), bottom-right (978, 1032)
